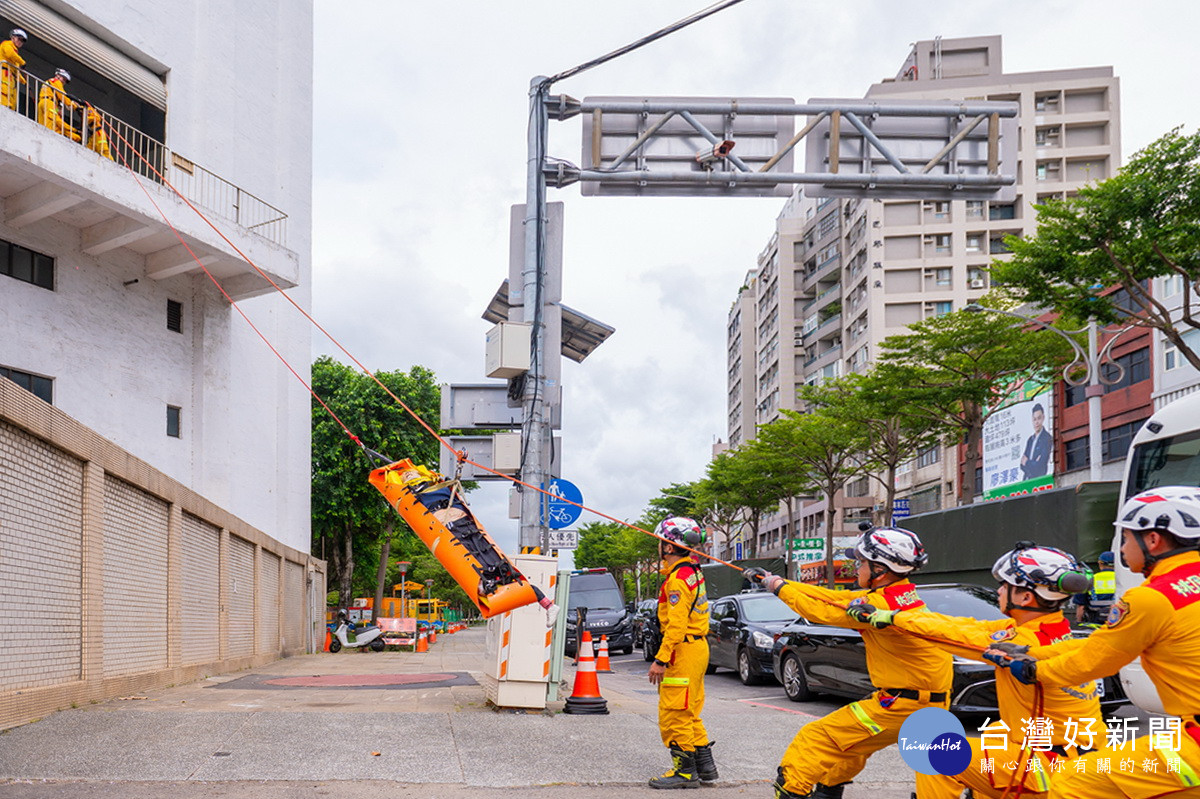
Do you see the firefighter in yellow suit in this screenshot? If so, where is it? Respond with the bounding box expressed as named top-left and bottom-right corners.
top-left (647, 516), bottom-right (715, 789)
top-left (1, 28), bottom-right (27, 111)
top-left (746, 525), bottom-right (952, 799)
top-left (38, 69), bottom-right (80, 142)
top-left (987, 487), bottom-right (1200, 798)
top-left (854, 542), bottom-right (1105, 798)
top-left (84, 106), bottom-right (112, 159)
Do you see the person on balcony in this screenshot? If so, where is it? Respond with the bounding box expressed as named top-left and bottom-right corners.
top-left (38, 68), bottom-right (80, 142)
top-left (1, 28), bottom-right (27, 111)
top-left (85, 106), bottom-right (112, 160)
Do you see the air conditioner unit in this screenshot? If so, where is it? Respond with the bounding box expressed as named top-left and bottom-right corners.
top-left (970, 278), bottom-right (986, 289)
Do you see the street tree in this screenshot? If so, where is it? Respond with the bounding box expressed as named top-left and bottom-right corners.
top-left (875, 309), bottom-right (1072, 505)
top-left (994, 126), bottom-right (1200, 369)
top-left (758, 410), bottom-right (861, 588)
top-left (741, 433), bottom-right (818, 568)
top-left (695, 449), bottom-right (780, 560)
top-left (311, 356), bottom-right (441, 609)
top-left (799, 372), bottom-right (941, 526)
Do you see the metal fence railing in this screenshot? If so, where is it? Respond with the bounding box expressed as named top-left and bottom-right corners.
top-left (2, 67), bottom-right (287, 248)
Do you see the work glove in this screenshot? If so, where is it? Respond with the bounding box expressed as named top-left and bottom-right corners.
top-left (983, 642), bottom-right (1030, 660)
top-left (742, 567), bottom-right (784, 594)
top-left (847, 603), bottom-right (896, 629)
top-left (982, 644), bottom-right (1039, 685)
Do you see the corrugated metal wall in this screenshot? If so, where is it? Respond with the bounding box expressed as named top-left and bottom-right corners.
top-left (284, 560), bottom-right (306, 653)
top-left (227, 535), bottom-right (256, 658)
top-left (180, 513), bottom-right (220, 665)
top-left (258, 550), bottom-right (281, 652)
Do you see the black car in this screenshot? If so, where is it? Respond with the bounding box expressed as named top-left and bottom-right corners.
top-left (770, 583), bottom-right (1128, 716)
top-left (564, 569), bottom-right (635, 656)
top-left (708, 590), bottom-right (801, 685)
top-left (632, 599), bottom-right (660, 661)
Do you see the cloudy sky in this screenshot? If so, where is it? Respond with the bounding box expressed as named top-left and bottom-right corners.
top-left (310, 0), bottom-right (1200, 561)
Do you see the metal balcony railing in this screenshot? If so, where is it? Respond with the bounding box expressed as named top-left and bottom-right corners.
top-left (3, 68), bottom-right (287, 247)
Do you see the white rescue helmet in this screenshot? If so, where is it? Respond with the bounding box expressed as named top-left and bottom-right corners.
top-left (1114, 486), bottom-right (1200, 540)
top-left (11, 28), bottom-right (28, 42)
top-left (656, 516), bottom-right (704, 548)
top-left (55, 68), bottom-right (71, 83)
top-left (992, 543), bottom-right (1092, 602)
top-left (844, 526), bottom-right (928, 574)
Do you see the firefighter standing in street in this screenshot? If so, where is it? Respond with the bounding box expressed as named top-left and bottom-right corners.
top-left (745, 525), bottom-right (952, 799)
top-left (647, 516), bottom-right (716, 789)
top-left (1, 28), bottom-right (27, 111)
top-left (852, 543), bottom-right (1104, 798)
top-left (986, 486), bottom-right (1200, 797)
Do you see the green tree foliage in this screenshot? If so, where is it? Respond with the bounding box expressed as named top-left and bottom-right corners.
top-left (799, 372), bottom-right (940, 525)
top-left (694, 449), bottom-right (781, 559)
top-left (740, 433), bottom-right (818, 563)
top-left (758, 410), bottom-right (861, 587)
top-left (994, 127), bottom-right (1200, 369)
top-left (875, 309), bottom-right (1072, 504)
top-left (310, 356), bottom-right (442, 608)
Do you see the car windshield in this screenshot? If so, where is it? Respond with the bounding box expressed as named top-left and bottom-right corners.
top-left (567, 589), bottom-right (623, 611)
top-left (739, 594), bottom-right (800, 623)
top-left (920, 585), bottom-right (1005, 620)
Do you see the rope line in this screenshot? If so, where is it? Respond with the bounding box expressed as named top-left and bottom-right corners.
top-left (93, 109), bottom-right (735, 570)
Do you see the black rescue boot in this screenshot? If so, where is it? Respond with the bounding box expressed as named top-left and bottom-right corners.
top-left (810, 782), bottom-right (851, 799)
top-left (773, 766), bottom-right (806, 799)
top-left (693, 740), bottom-right (718, 782)
top-left (649, 745), bottom-right (700, 789)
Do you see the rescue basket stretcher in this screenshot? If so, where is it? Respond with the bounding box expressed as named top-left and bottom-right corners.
top-left (368, 459), bottom-right (548, 619)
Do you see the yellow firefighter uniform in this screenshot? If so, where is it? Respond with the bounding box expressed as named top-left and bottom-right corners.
top-left (85, 109), bottom-right (112, 159)
top-left (1027, 551), bottom-right (1200, 798)
top-left (0, 39), bottom-right (24, 111)
top-left (654, 559), bottom-right (710, 751)
top-left (37, 76), bottom-right (79, 141)
top-left (774, 579), bottom-right (954, 795)
top-left (895, 610), bottom-right (1105, 798)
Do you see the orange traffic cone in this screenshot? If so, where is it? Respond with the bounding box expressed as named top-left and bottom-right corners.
top-left (429, 629), bottom-right (437, 644)
top-left (595, 635), bottom-right (613, 673)
top-left (416, 631), bottom-right (428, 653)
top-left (324, 628), bottom-right (331, 652)
top-left (563, 629), bottom-right (608, 715)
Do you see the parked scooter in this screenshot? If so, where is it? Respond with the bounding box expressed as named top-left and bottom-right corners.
top-left (329, 611), bottom-right (385, 652)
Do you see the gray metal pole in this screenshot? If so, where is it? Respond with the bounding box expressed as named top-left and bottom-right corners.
top-left (1085, 320), bottom-right (1104, 482)
top-left (520, 76), bottom-right (549, 551)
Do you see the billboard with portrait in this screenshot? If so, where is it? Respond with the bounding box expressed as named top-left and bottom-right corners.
top-left (982, 382), bottom-right (1055, 501)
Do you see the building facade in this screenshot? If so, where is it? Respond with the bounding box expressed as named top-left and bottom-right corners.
top-left (0, 0), bottom-right (313, 553)
top-left (726, 35), bottom-right (1131, 559)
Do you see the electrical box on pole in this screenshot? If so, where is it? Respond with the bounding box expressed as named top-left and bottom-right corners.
top-left (485, 322), bottom-right (531, 379)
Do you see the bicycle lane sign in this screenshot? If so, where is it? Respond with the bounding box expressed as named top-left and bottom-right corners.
top-left (541, 478), bottom-right (583, 530)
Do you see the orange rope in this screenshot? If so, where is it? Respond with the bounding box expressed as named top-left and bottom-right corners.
top-left (94, 111), bottom-right (738, 569)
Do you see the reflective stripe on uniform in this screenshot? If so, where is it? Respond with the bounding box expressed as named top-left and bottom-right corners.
top-left (662, 677), bottom-right (690, 686)
top-left (1156, 746), bottom-right (1200, 787)
top-left (848, 701), bottom-right (883, 735)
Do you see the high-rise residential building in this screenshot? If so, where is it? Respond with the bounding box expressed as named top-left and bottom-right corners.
top-left (726, 35), bottom-right (1126, 558)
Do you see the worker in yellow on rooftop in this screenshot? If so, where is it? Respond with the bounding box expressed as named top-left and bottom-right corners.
top-left (38, 68), bottom-right (80, 142)
top-left (85, 106), bottom-right (112, 159)
top-left (1, 28), bottom-right (28, 111)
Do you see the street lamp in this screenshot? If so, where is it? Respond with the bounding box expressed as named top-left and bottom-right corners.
top-left (963, 303), bottom-right (1133, 482)
top-left (397, 561), bottom-right (411, 622)
top-left (424, 579), bottom-right (434, 623)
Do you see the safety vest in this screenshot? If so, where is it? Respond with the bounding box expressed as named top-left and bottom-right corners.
top-left (1090, 570), bottom-right (1115, 602)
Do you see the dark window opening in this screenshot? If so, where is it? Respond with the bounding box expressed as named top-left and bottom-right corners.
top-left (167, 405), bottom-right (181, 438)
top-left (1103, 347), bottom-right (1150, 391)
top-left (1065, 436), bottom-right (1089, 471)
top-left (1, 366), bottom-right (53, 404)
top-left (1103, 420), bottom-right (1147, 463)
top-left (167, 299), bottom-right (182, 333)
top-left (1, 239), bottom-right (55, 290)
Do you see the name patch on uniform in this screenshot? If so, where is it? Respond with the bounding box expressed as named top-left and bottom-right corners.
top-left (684, 573), bottom-right (699, 588)
top-left (989, 628), bottom-right (1016, 642)
top-left (1105, 600), bottom-right (1130, 628)
top-left (668, 592), bottom-right (681, 605)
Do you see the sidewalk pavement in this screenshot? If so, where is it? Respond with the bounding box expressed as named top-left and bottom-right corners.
top-left (0, 627), bottom-right (917, 798)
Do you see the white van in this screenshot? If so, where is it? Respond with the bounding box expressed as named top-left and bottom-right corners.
top-left (1114, 391), bottom-right (1200, 712)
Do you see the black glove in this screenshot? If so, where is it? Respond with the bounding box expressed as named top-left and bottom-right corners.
top-left (847, 603), bottom-right (896, 629)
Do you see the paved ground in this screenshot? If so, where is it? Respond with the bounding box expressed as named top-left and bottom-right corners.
top-left (0, 627), bottom-right (920, 798)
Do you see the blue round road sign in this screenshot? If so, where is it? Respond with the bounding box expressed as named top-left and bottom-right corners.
top-left (542, 478), bottom-right (583, 530)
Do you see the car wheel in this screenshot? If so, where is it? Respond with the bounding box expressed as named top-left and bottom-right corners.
top-left (641, 637), bottom-right (655, 662)
top-left (781, 653), bottom-right (813, 702)
top-left (737, 648), bottom-right (762, 686)
top-left (705, 662), bottom-right (717, 675)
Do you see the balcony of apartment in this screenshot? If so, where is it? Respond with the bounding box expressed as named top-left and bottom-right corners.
top-left (801, 252), bottom-right (840, 289)
top-left (0, 69), bottom-right (296, 301)
top-left (803, 339), bottom-right (842, 368)
top-left (803, 282), bottom-right (841, 315)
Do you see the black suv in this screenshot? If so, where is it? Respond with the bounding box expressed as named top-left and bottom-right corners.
top-left (564, 569), bottom-right (635, 656)
top-left (707, 590), bottom-right (801, 685)
top-left (631, 598), bottom-right (660, 661)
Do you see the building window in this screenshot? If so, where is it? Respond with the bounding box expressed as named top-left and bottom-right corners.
top-left (1, 239), bottom-right (55, 290)
top-left (1064, 382), bottom-right (1086, 408)
top-left (1103, 347), bottom-right (1150, 390)
top-left (965, 201), bottom-right (984, 220)
top-left (1065, 436), bottom-right (1089, 471)
top-left (968, 268), bottom-right (987, 289)
top-left (935, 268), bottom-right (952, 286)
top-left (1, 366), bottom-right (53, 404)
top-left (1103, 420), bottom-right (1148, 463)
top-left (932, 234), bottom-right (951, 255)
top-left (909, 486), bottom-right (941, 514)
top-left (966, 234), bottom-right (984, 254)
top-left (1164, 329), bottom-right (1200, 371)
top-left (933, 301), bottom-right (953, 317)
top-left (989, 203), bottom-right (1017, 220)
top-left (1161, 274), bottom-right (1185, 298)
top-left (167, 405), bottom-right (182, 438)
top-left (916, 445), bottom-right (940, 469)
top-left (167, 300), bottom-right (183, 333)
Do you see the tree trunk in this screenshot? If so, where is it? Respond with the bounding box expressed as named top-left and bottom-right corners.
top-left (783, 495), bottom-right (796, 580)
top-left (340, 522), bottom-right (354, 612)
top-left (823, 484), bottom-right (838, 589)
top-left (961, 404), bottom-right (984, 506)
top-left (884, 465), bottom-right (897, 527)
top-left (372, 521), bottom-right (394, 624)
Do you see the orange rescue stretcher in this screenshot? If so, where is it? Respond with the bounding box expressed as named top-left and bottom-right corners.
top-left (368, 459), bottom-right (549, 619)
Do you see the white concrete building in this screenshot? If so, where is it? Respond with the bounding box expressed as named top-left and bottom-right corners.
top-left (0, 0), bottom-right (313, 552)
top-left (1152, 274), bottom-right (1200, 408)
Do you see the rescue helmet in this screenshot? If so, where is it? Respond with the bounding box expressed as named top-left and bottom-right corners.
top-left (11, 28), bottom-right (27, 42)
top-left (1114, 486), bottom-right (1200, 540)
top-left (991, 542), bottom-right (1092, 602)
top-left (844, 526), bottom-right (928, 574)
top-left (656, 516), bottom-right (704, 548)
top-left (55, 68), bottom-right (71, 82)
top-left (1098, 550), bottom-right (1115, 568)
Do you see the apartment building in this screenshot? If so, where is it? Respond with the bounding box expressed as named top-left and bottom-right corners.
top-left (726, 35), bottom-right (1124, 557)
